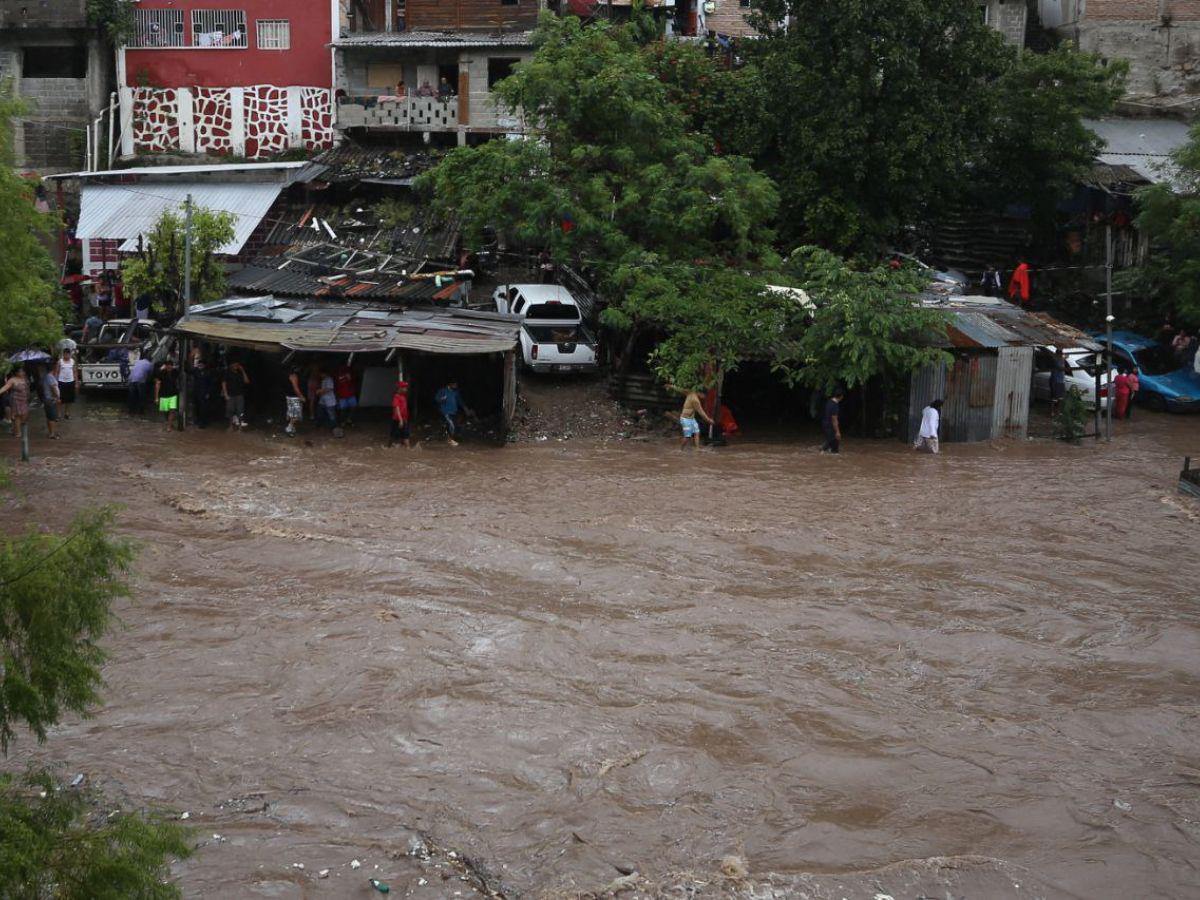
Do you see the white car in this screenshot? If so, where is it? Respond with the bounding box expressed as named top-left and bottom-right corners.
top-left (1032, 346), bottom-right (1115, 409)
top-left (493, 284), bottom-right (598, 373)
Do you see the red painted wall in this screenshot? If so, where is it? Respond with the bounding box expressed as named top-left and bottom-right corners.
top-left (123, 0), bottom-right (332, 88)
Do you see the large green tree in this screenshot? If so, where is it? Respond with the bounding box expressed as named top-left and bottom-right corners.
top-left (0, 504), bottom-right (191, 895)
top-left (976, 46), bottom-right (1125, 218)
top-left (743, 0), bottom-right (1007, 251)
top-left (0, 90), bottom-right (65, 351)
top-left (734, 0), bottom-right (1122, 253)
top-left (425, 14), bottom-right (780, 387)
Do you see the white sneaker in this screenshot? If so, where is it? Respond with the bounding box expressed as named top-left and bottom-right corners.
top-left (447, 438), bottom-right (459, 447)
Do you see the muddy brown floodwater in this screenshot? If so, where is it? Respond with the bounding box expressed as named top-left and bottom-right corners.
top-left (3, 408), bottom-right (1199, 899)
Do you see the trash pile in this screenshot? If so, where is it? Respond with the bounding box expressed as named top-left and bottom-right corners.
top-left (509, 376), bottom-right (670, 444)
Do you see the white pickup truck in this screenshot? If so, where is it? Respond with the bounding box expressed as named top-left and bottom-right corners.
top-left (78, 319), bottom-right (163, 390)
top-left (493, 284), bottom-right (598, 374)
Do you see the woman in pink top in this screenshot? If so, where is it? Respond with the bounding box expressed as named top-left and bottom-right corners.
top-left (0, 363), bottom-right (30, 442)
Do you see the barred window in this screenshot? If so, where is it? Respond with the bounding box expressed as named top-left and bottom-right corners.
top-left (191, 9), bottom-right (248, 48)
top-left (256, 19), bottom-right (290, 50)
top-left (130, 9), bottom-right (185, 48)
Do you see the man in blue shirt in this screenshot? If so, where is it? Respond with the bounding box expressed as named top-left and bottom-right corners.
top-left (434, 379), bottom-right (473, 447)
top-left (128, 355), bottom-right (154, 416)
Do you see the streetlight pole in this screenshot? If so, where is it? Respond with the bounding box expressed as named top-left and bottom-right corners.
top-left (1105, 220), bottom-right (1113, 442)
top-left (179, 194), bottom-right (193, 431)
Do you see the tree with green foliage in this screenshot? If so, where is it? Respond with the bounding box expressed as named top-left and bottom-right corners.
top-left (604, 265), bottom-right (807, 389)
top-left (784, 247), bottom-right (950, 393)
top-left (121, 205), bottom-right (236, 320)
top-left (731, 0), bottom-right (1122, 253)
top-left (1126, 121), bottom-right (1200, 327)
top-left (740, 0), bottom-right (1007, 251)
top-left (0, 504), bottom-right (191, 895)
top-left (424, 14), bottom-right (780, 387)
top-left (0, 508), bottom-right (133, 752)
top-left (427, 15), bottom-right (777, 265)
top-left (0, 771), bottom-right (190, 900)
top-left (86, 0), bottom-right (136, 46)
top-left (977, 47), bottom-right (1125, 219)
top-left (0, 90), bottom-right (65, 351)
top-left (1055, 386), bottom-right (1088, 443)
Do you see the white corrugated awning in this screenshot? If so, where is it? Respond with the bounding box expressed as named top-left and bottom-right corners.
top-left (76, 182), bottom-right (285, 255)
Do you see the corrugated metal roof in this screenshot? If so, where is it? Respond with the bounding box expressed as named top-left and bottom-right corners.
top-left (334, 29), bottom-right (534, 48)
top-left (77, 182), bottom-right (285, 255)
top-left (229, 261), bottom-right (460, 301)
top-left (919, 296), bottom-right (1101, 351)
top-left (45, 161), bottom-right (321, 182)
top-left (1084, 117), bottom-right (1189, 185)
top-left (176, 298), bottom-right (520, 356)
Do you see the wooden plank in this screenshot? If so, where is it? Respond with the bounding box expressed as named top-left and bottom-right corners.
top-left (406, 0), bottom-right (540, 31)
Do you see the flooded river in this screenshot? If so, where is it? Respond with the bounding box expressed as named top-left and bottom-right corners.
top-left (3, 411), bottom-right (1199, 898)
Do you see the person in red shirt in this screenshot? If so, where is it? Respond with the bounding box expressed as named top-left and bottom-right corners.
top-left (389, 381), bottom-right (411, 448)
top-left (334, 363), bottom-right (358, 426)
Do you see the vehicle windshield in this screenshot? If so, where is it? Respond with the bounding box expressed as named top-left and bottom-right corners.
top-left (1067, 353), bottom-right (1105, 377)
top-left (1133, 345), bottom-right (1179, 376)
top-left (526, 303), bottom-right (578, 322)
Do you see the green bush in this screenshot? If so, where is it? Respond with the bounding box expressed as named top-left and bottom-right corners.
top-left (1055, 386), bottom-right (1088, 443)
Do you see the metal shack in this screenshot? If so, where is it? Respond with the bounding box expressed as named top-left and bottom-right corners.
top-left (175, 296), bottom-right (522, 428)
top-left (907, 297), bottom-right (1100, 444)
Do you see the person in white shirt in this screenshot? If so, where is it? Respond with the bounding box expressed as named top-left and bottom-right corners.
top-left (914, 399), bottom-right (942, 454)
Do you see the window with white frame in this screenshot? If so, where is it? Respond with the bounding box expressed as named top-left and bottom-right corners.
top-left (191, 9), bottom-right (248, 48)
top-left (130, 9), bottom-right (185, 48)
top-left (256, 19), bottom-right (290, 50)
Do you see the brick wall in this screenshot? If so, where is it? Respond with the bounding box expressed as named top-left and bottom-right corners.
top-left (704, 0), bottom-right (756, 38)
top-left (1086, 0), bottom-right (1200, 20)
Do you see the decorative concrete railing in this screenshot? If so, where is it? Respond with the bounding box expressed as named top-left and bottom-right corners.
top-left (336, 95), bottom-right (459, 130)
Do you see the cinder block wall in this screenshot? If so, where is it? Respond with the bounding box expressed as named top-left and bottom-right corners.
top-left (1060, 1), bottom-right (1200, 96)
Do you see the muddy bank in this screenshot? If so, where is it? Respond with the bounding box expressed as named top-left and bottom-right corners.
top-left (1, 408), bottom-right (1198, 898)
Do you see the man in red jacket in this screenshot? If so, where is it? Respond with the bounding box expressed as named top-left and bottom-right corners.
top-left (390, 381), bottom-right (411, 448)
top-left (1007, 260), bottom-right (1031, 306)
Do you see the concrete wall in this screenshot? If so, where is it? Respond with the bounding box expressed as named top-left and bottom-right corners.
top-left (984, 0), bottom-right (1028, 46)
top-left (1051, 0), bottom-right (1200, 96)
top-left (0, 31), bottom-right (110, 172)
top-left (0, 0), bottom-right (89, 29)
top-left (460, 50), bottom-right (530, 131)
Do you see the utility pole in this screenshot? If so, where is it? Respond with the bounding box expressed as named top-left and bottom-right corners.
top-left (180, 194), bottom-right (193, 431)
top-left (1105, 221), bottom-right (1114, 442)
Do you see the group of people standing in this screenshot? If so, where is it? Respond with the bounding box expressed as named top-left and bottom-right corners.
top-left (0, 347), bottom-right (79, 442)
top-left (142, 352), bottom-right (252, 433)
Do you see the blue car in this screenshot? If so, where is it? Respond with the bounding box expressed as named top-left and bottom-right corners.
top-left (1092, 330), bottom-right (1200, 412)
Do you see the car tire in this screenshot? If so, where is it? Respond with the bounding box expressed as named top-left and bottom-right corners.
top-left (1145, 392), bottom-right (1167, 412)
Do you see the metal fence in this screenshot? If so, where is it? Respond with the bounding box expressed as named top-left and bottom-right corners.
top-left (191, 9), bottom-right (248, 48)
top-left (130, 9), bottom-right (185, 48)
